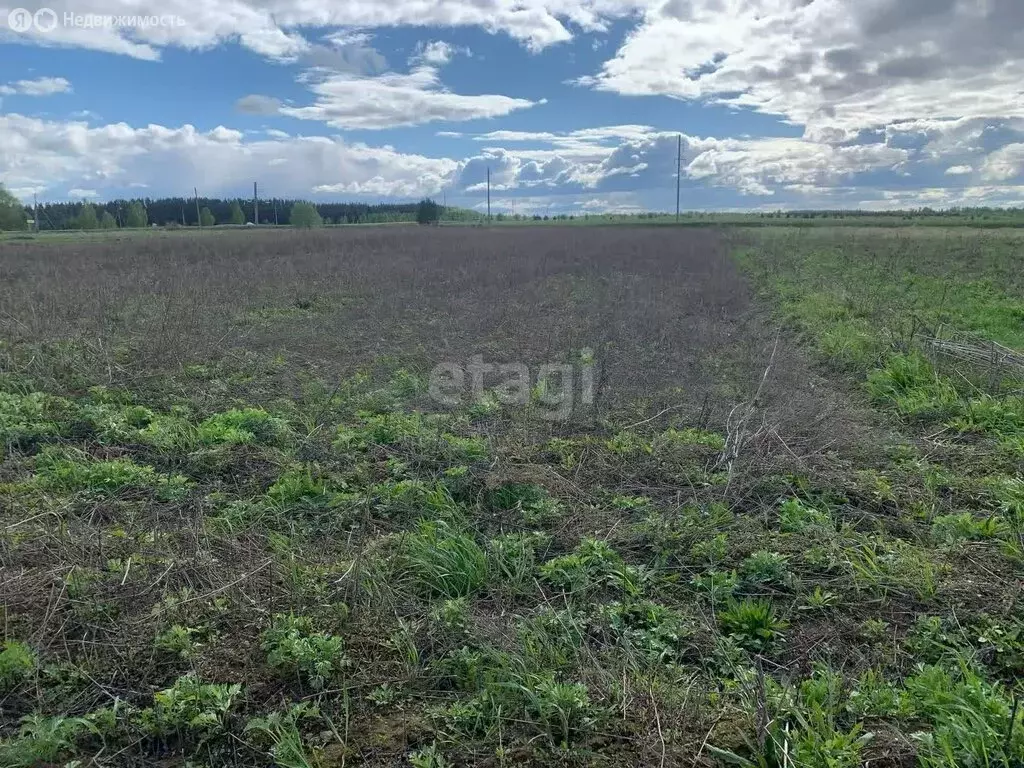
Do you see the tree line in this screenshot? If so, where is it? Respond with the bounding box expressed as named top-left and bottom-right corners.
top-left (0, 187), bottom-right (471, 230)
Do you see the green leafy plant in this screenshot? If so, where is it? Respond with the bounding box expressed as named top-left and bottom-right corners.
top-left (0, 640), bottom-right (37, 691)
top-left (718, 598), bottom-right (787, 652)
top-left (740, 551), bottom-right (791, 588)
top-left (778, 497), bottom-right (833, 532)
top-left (139, 674), bottom-right (241, 740)
top-left (521, 678), bottom-right (599, 748)
top-left (245, 702), bottom-right (322, 768)
top-left (262, 614), bottom-right (348, 690)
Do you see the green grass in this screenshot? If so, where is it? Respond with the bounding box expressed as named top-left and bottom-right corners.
top-left (3, 226), bottom-right (1024, 766)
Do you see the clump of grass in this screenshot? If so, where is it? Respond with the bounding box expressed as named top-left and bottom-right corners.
top-left (32, 446), bottom-right (190, 500)
top-left (865, 353), bottom-right (959, 421)
top-left (403, 520), bottom-right (488, 599)
top-left (905, 660), bottom-right (1024, 766)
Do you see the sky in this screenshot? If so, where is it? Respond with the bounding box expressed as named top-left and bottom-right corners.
top-left (1, 0), bottom-right (1023, 214)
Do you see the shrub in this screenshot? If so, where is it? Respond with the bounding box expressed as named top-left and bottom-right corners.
top-left (290, 201), bottom-right (323, 228)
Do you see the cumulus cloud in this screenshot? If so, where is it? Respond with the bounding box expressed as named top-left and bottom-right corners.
top-left (581, 0), bottom-right (1024, 136)
top-left (0, 76), bottom-right (72, 95)
top-left (980, 144), bottom-right (1024, 182)
top-left (0, 0), bottom-right (648, 58)
top-left (280, 65), bottom-right (540, 130)
top-left (0, 112), bottom-right (458, 201)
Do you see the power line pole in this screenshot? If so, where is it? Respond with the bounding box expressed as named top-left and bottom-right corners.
top-left (253, 181), bottom-right (259, 225)
top-left (676, 134), bottom-right (682, 223)
top-left (194, 187), bottom-right (202, 228)
top-left (33, 193), bottom-right (39, 232)
top-left (486, 167), bottom-right (491, 223)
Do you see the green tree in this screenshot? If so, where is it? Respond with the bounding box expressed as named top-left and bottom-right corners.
top-left (416, 198), bottom-right (440, 226)
top-left (75, 202), bottom-right (99, 230)
top-left (199, 207), bottom-right (215, 227)
top-left (289, 201), bottom-right (323, 228)
top-left (125, 201), bottom-right (147, 228)
top-left (99, 210), bottom-right (117, 229)
top-left (0, 183), bottom-right (28, 231)
top-left (229, 201), bottom-right (245, 225)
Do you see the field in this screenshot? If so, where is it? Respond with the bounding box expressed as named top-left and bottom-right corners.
top-left (1, 225), bottom-right (1022, 767)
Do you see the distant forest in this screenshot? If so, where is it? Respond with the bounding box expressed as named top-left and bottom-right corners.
top-left (27, 197), bottom-right (483, 230)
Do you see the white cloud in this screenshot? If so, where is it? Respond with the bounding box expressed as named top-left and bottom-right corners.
top-left (945, 165), bottom-right (973, 176)
top-left (0, 76), bottom-right (72, 96)
top-left (981, 144), bottom-right (1024, 182)
top-left (0, 0), bottom-right (649, 59)
top-left (0, 112), bottom-right (458, 201)
top-left (581, 0), bottom-right (1024, 137)
top-left (410, 40), bottom-right (470, 66)
top-left (67, 188), bottom-right (98, 198)
top-left (280, 65), bottom-right (540, 129)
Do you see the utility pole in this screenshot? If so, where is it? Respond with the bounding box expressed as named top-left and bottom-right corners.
top-left (676, 134), bottom-right (682, 223)
top-left (33, 193), bottom-right (39, 232)
top-left (194, 187), bottom-right (202, 228)
top-left (486, 167), bottom-right (491, 223)
top-left (253, 181), bottom-right (259, 225)
top-left (274, 199), bottom-right (278, 226)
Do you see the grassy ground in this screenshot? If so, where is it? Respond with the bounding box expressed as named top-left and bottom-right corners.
top-left (1, 226), bottom-right (1022, 767)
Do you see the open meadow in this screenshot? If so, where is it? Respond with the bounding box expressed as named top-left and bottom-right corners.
top-left (1, 225), bottom-right (1022, 767)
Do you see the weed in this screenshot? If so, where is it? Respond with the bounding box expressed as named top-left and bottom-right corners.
top-left (0, 640), bottom-right (36, 691)
top-left (904, 660), bottom-right (1024, 766)
top-left (740, 550), bottom-right (792, 588)
top-left (718, 598), bottom-right (787, 652)
top-left (138, 674), bottom-right (241, 741)
top-left (262, 614), bottom-right (348, 691)
top-left (197, 407), bottom-right (291, 446)
top-left (403, 520), bottom-right (488, 598)
top-left (245, 702), bottom-right (322, 768)
top-left (539, 538), bottom-right (648, 596)
top-left (691, 533), bottom-right (729, 565)
top-left (691, 569), bottom-right (740, 602)
top-left (595, 600), bottom-right (693, 664)
top-left (778, 497), bottom-right (833, 533)
top-left (521, 677), bottom-right (599, 748)
top-left (33, 446), bottom-right (190, 500)
top-left (0, 713), bottom-right (98, 767)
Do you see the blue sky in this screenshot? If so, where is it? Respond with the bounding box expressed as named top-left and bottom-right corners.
top-left (2, 0), bottom-right (1023, 213)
